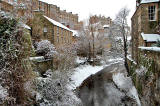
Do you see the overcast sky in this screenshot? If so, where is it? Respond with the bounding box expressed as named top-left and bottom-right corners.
top-left (52, 0), bottom-right (136, 26)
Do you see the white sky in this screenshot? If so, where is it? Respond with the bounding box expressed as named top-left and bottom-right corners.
top-left (51, 0), bottom-right (136, 26)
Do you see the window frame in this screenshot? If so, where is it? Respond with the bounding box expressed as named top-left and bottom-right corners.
top-left (148, 5), bottom-right (156, 21)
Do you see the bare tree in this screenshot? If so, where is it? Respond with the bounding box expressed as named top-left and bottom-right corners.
top-left (89, 16), bottom-right (96, 66)
top-left (114, 7), bottom-right (130, 71)
top-left (77, 16), bottom-right (106, 65)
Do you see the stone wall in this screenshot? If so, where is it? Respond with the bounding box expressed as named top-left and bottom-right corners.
top-left (131, 2), bottom-right (159, 63)
top-left (32, 59), bottom-right (53, 75)
top-left (128, 50), bottom-right (160, 106)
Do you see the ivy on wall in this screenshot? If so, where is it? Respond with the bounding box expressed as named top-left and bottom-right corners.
top-left (149, 21), bottom-right (158, 32)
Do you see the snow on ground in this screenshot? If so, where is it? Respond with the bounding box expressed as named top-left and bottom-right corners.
top-left (113, 73), bottom-right (141, 106)
top-left (127, 55), bottom-right (137, 65)
top-left (129, 86), bottom-right (141, 106)
top-left (108, 58), bottom-right (124, 63)
top-left (68, 64), bottom-right (105, 90)
top-left (76, 57), bottom-right (86, 64)
top-left (68, 57), bottom-right (123, 90)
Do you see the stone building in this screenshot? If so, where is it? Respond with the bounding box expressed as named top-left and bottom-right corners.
top-left (0, 0), bottom-right (83, 30)
top-left (59, 10), bottom-right (78, 29)
top-left (0, 0), bottom-right (35, 24)
top-left (131, 0), bottom-right (160, 62)
top-left (0, 0), bottom-right (82, 46)
top-left (89, 15), bottom-right (113, 26)
top-left (36, 0), bottom-right (83, 30)
top-left (0, 0), bottom-right (13, 12)
top-left (32, 11), bottom-right (73, 47)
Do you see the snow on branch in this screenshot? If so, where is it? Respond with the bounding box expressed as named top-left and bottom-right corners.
top-left (36, 40), bottom-right (56, 58)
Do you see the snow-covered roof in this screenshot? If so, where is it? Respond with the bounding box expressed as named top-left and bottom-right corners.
top-left (19, 22), bottom-right (31, 30)
top-left (71, 30), bottom-right (79, 37)
top-left (141, 32), bottom-right (160, 42)
top-left (43, 15), bottom-right (72, 32)
top-left (103, 25), bottom-right (110, 28)
top-left (140, 0), bottom-right (159, 4)
top-left (139, 46), bottom-right (160, 52)
top-left (22, 24), bottom-right (31, 30)
top-left (29, 56), bottom-right (45, 62)
top-left (39, 0), bottom-right (58, 5)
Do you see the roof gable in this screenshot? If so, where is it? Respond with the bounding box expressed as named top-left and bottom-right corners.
top-left (43, 15), bottom-right (72, 32)
top-left (39, 0), bottom-right (58, 5)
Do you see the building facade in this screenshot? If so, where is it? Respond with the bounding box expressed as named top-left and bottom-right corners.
top-left (131, 0), bottom-right (160, 62)
top-left (89, 15), bottom-right (113, 26)
top-left (0, 0), bottom-right (83, 30)
top-left (32, 11), bottom-right (73, 47)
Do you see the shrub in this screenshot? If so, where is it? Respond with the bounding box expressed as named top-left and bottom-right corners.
top-left (0, 12), bottom-right (34, 105)
top-left (36, 40), bottom-right (56, 59)
top-left (53, 45), bottom-right (77, 71)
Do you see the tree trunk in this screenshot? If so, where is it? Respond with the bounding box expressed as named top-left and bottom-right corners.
top-left (92, 32), bottom-right (95, 66)
top-left (88, 42), bottom-right (91, 62)
top-left (123, 35), bottom-right (129, 72)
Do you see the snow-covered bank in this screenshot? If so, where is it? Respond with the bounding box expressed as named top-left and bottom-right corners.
top-left (68, 65), bottom-right (105, 90)
top-left (113, 73), bottom-right (141, 106)
top-left (68, 58), bottom-right (123, 90)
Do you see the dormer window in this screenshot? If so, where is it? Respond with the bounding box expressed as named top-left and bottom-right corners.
top-left (148, 5), bottom-right (156, 21)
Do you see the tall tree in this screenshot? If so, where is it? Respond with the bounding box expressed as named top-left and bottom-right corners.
top-left (115, 7), bottom-right (130, 71)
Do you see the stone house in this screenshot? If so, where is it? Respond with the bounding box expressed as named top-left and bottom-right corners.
top-left (0, 0), bottom-right (35, 25)
top-left (131, 0), bottom-right (160, 62)
top-left (89, 15), bottom-right (113, 26)
top-left (71, 30), bottom-right (79, 43)
top-left (59, 10), bottom-right (78, 29)
top-left (32, 11), bottom-right (73, 47)
top-left (0, 0), bottom-right (83, 30)
top-left (0, 0), bottom-right (13, 12)
top-left (37, 0), bottom-right (82, 30)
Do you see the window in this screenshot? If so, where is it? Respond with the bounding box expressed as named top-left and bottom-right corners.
top-left (64, 36), bottom-right (66, 43)
top-left (57, 36), bottom-right (59, 43)
top-left (43, 27), bottom-right (48, 33)
top-left (43, 27), bottom-right (47, 37)
top-left (57, 27), bottom-right (59, 34)
top-left (38, 1), bottom-right (40, 10)
top-left (148, 5), bottom-right (156, 21)
top-left (61, 28), bottom-right (63, 35)
top-left (61, 36), bottom-right (63, 43)
top-left (52, 29), bottom-right (54, 41)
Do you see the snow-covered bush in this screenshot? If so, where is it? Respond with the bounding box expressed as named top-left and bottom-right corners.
top-left (34, 69), bottom-right (82, 106)
top-left (0, 85), bottom-right (9, 105)
top-left (0, 12), bottom-right (35, 105)
top-left (136, 66), bottom-right (148, 76)
top-left (36, 40), bottom-right (56, 59)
